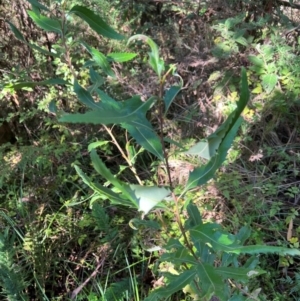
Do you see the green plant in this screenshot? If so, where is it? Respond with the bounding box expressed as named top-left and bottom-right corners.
top-left (6, 1), bottom-right (300, 300)
top-left (0, 222), bottom-right (28, 301)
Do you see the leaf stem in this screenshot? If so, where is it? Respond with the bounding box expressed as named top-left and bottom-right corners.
top-left (103, 125), bottom-right (143, 185)
top-left (158, 82), bottom-right (173, 190)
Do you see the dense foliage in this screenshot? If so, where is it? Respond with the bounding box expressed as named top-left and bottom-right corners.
top-left (1, 0), bottom-right (300, 300)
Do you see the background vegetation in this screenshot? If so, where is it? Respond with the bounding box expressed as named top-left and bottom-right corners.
top-left (1, 0), bottom-right (300, 300)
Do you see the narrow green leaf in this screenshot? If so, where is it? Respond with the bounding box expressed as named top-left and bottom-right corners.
top-left (26, 0), bottom-right (49, 11)
top-left (107, 52), bottom-right (137, 62)
top-left (75, 165), bottom-right (132, 206)
top-left (60, 96), bottom-right (150, 125)
top-left (127, 34), bottom-right (164, 78)
top-left (123, 119), bottom-right (164, 160)
top-left (184, 68), bottom-right (249, 191)
top-left (95, 89), bottom-right (119, 106)
top-left (185, 203), bottom-right (203, 229)
top-left (88, 141), bottom-right (109, 151)
top-left (27, 10), bottom-right (62, 34)
top-left (82, 42), bottom-right (115, 78)
top-left (90, 150), bottom-right (138, 206)
top-left (6, 78), bottom-right (69, 90)
top-left (186, 68), bottom-right (249, 160)
top-left (129, 185), bottom-right (170, 214)
top-left (163, 84), bottom-right (182, 115)
top-left (69, 5), bottom-right (124, 40)
top-left (184, 117), bottom-right (243, 190)
top-left (190, 223), bottom-right (300, 256)
top-left (89, 68), bottom-right (104, 85)
top-left (215, 267), bottom-right (264, 283)
top-left (6, 22), bottom-right (26, 42)
top-left (231, 245), bottom-right (300, 256)
top-left (163, 137), bottom-right (185, 149)
top-left (29, 42), bottom-right (61, 57)
top-left (74, 81), bottom-right (100, 109)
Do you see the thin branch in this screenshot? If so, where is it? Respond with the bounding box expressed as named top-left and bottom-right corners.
top-left (103, 125), bottom-right (143, 185)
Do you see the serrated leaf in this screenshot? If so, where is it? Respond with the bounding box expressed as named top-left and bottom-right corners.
top-left (185, 203), bottom-right (203, 229)
top-left (88, 141), bottom-right (109, 151)
top-left (59, 95), bottom-right (153, 125)
top-left (107, 52), bottom-right (137, 62)
top-left (74, 81), bottom-right (101, 109)
top-left (196, 263), bottom-right (228, 301)
top-left (82, 42), bottom-right (115, 78)
top-left (27, 10), bottom-right (62, 34)
top-left (190, 223), bottom-right (300, 256)
top-left (69, 5), bottom-right (124, 40)
top-left (129, 185), bottom-right (170, 214)
top-left (261, 73), bottom-right (277, 94)
top-left (122, 119), bottom-right (163, 160)
top-left (7, 22), bottom-right (26, 42)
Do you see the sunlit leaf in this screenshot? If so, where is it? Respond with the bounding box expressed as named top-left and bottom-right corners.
top-left (184, 117), bottom-right (242, 191)
top-left (88, 141), bottom-right (109, 151)
top-left (107, 52), bottom-right (137, 62)
top-left (81, 42), bottom-right (115, 78)
top-left (215, 267), bottom-right (265, 283)
top-left (69, 5), bottom-right (124, 40)
top-left (190, 223), bottom-right (300, 256)
top-left (261, 73), bottom-right (277, 94)
top-left (27, 10), bottom-right (62, 34)
top-left (129, 184), bottom-right (170, 214)
top-left (29, 42), bottom-right (61, 57)
top-left (151, 270), bottom-right (197, 299)
top-left (127, 34), bottom-right (165, 78)
top-left (185, 68), bottom-right (249, 160)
